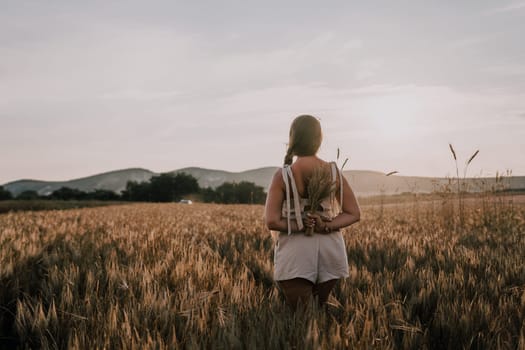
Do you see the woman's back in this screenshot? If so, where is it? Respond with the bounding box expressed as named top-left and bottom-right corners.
top-left (287, 156), bottom-right (339, 198)
top-left (281, 157), bottom-right (342, 227)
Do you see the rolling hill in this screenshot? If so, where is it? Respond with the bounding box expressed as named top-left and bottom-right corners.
top-left (3, 168), bottom-right (155, 197)
top-left (3, 167), bottom-right (525, 197)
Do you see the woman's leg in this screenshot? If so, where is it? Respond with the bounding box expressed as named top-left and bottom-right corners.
top-left (277, 278), bottom-right (314, 311)
top-left (312, 279), bottom-right (338, 305)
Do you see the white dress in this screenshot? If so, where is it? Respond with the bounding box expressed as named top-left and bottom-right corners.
top-left (273, 162), bottom-right (350, 284)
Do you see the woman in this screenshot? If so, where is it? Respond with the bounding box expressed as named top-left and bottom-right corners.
top-left (264, 115), bottom-right (361, 310)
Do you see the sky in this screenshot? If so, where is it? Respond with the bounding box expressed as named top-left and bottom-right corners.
top-left (1, 0), bottom-right (525, 184)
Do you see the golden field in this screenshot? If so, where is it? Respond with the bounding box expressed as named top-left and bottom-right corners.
top-left (1, 196), bottom-right (524, 349)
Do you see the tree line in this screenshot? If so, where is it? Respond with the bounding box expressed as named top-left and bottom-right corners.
top-left (0, 172), bottom-right (267, 204)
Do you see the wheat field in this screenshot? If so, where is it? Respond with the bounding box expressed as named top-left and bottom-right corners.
top-left (1, 196), bottom-right (524, 349)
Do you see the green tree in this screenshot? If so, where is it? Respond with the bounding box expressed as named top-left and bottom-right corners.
top-left (214, 181), bottom-right (266, 204)
top-left (121, 181), bottom-right (151, 201)
top-left (149, 173), bottom-right (178, 202)
top-left (50, 187), bottom-right (88, 200)
top-left (201, 187), bottom-right (220, 203)
top-left (236, 181), bottom-right (266, 204)
top-left (121, 172), bottom-right (199, 202)
top-left (148, 172), bottom-right (200, 202)
top-left (172, 172), bottom-right (200, 200)
top-left (0, 186), bottom-right (13, 200)
top-left (215, 182), bottom-right (237, 203)
top-left (17, 190), bottom-right (40, 200)
top-left (86, 189), bottom-right (120, 201)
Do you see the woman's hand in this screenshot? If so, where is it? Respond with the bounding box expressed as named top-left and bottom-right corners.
top-left (305, 213), bottom-right (333, 234)
top-left (303, 215), bottom-right (315, 231)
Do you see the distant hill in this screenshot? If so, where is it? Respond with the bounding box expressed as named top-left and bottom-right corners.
top-left (3, 168), bottom-right (155, 197)
top-left (173, 167), bottom-right (278, 189)
top-left (3, 166), bottom-right (525, 197)
top-left (345, 171), bottom-right (525, 195)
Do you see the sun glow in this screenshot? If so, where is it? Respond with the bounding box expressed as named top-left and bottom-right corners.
top-left (361, 88), bottom-right (428, 138)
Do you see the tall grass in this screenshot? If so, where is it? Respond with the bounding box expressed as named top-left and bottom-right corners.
top-left (448, 144), bottom-right (479, 228)
top-left (0, 200), bottom-right (127, 214)
top-left (378, 171), bottom-right (399, 220)
top-left (1, 199), bottom-right (524, 349)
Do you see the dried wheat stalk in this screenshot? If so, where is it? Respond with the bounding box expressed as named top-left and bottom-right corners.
top-left (305, 164), bottom-right (336, 236)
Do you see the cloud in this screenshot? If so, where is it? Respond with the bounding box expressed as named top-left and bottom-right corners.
top-left (448, 37), bottom-right (486, 49)
top-left (482, 63), bottom-right (525, 76)
top-left (484, 2), bottom-right (525, 14)
top-left (99, 89), bottom-right (183, 101)
top-left (2, 1), bottom-right (525, 182)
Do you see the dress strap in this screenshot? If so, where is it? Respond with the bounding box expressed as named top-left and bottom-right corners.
top-left (281, 167), bottom-right (292, 235)
top-left (282, 165), bottom-right (304, 235)
top-left (286, 166), bottom-right (304, 233)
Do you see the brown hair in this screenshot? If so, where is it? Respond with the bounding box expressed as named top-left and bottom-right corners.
top-left (283, 115), bottom-right (322, 165)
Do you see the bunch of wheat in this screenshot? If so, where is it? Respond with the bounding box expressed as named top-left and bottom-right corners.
top-left (305, 164), bottom-right (336, 236)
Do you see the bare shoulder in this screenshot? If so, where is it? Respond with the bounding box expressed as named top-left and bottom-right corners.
top-left (292, 156), bottom-right (328, 171)
top-left (270, 168), bottom-right (284, 188)
top-left (272, 168), bottom-right (283, 179)
top-left (290, 157), bottom-right (331, 187)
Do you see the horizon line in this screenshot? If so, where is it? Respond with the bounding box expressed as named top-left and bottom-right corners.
top-left (2, 165), bottom-right (523, 186)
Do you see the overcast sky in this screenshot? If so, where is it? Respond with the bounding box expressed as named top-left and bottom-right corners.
top-left (1, 1), bottom-right (524, 184)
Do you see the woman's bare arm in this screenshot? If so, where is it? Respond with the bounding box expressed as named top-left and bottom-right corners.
top-left (264, 170), bottom-right (308, 233)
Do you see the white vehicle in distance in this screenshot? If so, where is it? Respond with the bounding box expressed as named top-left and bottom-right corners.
top-left (179, 199), bottom-right (193, 204)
